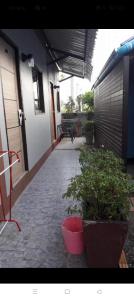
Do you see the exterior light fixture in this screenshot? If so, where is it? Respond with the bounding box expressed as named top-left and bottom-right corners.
top-left (53, 85), bottom-right (60, 89)
top-left (21, 53), bottom-right (34, 67)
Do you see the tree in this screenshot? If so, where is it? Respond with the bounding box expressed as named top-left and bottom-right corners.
top-left (61, 100), bottom-right (66, 112)
top-left (64, 96), bottom-right (75, 113)
top-left (76, 94), bottom-right (82, 112)
top-left (82, 91), bottom-right (94, 112)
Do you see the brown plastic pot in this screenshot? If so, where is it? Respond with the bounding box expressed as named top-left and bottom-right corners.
top-left (83, 220), bottom-right (128, 268)
top-left (85, 131), bottom-right (93, 145)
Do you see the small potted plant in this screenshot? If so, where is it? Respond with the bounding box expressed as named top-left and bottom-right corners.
top-left (63, 149), bottom-right (134, 268)
top-left (84, 120), bottom-right (94, 145)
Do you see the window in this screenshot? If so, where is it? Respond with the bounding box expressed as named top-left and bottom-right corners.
top-left (32, 66), bottom-right (45, 113)
top-left (57, 90), bottom-right (60, 112)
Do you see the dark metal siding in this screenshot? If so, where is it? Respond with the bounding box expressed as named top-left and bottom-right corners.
top-left (94, 61), bottom-right (124, 157)
top-left (127, 58), bottom-right (134, 158)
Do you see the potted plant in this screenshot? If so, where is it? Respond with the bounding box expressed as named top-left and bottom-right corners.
top-left (84, 120), bottom-right (94, 145)
top-left (63, 149), bottom-right (134, 268)
top-left (79, 147), bottom-right (125, 173)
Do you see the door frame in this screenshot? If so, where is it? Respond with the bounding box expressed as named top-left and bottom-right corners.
top-left (0, 30), bottom-right (29, 171)
top-left (0, 130), bottom-right (7, 204)
top-left (50, 81), bottom-right (56, 141)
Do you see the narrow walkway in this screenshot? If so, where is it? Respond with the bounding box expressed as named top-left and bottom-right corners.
top-left (56, 137), bottom-right (85, 150)
top-left (0, 137), bottom-right (87, 268)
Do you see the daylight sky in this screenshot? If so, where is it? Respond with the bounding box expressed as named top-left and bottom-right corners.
top-left (60, 29), bottom-right (134, 103)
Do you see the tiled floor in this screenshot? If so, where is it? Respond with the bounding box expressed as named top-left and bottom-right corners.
top-left (124, 163), bottom-right (134, 267)
top-left (0, 137), bottom-right (87, 268)
top-left (56, 137), bottom-right (86, 150)
top-left (0, 137), bottom-right (131, 268)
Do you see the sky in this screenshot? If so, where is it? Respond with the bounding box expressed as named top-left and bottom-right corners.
top-left (60, 29), bottom-right (134, 104)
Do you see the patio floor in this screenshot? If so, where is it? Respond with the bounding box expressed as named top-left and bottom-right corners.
top-left (0, 137), bottom-right (87, 268)
top-left (0, 137), bottom-right (131, 268)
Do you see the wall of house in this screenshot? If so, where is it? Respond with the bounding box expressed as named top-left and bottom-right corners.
top-left (127, 57), bottom-right (134, 159)
top-left (94, 60), bottom-right (124, 157)
top-left (0, 70), bottom-right (10, 193)
top-left (0, 29), bottom-right (61, 172)
top-left (48, 65), bottom-right (61, 137)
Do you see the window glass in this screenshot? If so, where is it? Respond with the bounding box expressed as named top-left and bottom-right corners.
top-left (57, 90), bottom-right (60, 112)
top-left (32, 66), bottom-right (45, 113)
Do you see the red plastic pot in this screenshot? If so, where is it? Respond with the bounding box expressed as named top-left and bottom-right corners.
top-left (62, 216), bottom-right (85, 255)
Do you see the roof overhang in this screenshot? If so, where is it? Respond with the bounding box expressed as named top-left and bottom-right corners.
top-left (92, 35), bottom-right (134, 89)
top-left (34, 29), bottom-right (97, 80)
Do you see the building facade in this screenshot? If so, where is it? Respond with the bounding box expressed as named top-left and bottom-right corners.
top-left (0, 29), bottom-right (61, 214)
top-left (93, 37), bottom-right (134, 161)
top-left (0, 28), bottom-right (97, 215)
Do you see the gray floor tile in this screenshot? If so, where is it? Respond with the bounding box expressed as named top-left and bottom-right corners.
top-left (0, 138), bottom-right (87, 268)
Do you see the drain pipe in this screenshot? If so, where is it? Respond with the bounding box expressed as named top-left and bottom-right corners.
top-left (93, 38), bottom-right (134, 89)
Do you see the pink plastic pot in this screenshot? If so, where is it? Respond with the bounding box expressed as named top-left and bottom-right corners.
top-left (61, 216), bottom-right (85, 255)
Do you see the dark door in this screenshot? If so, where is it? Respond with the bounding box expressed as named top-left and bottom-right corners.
top-left (50, 82), bottom-right (56, 142)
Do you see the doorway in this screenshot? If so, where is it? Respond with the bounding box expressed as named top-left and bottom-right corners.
top-left (50, 82), bottom-right (56, 142)
top-left (0, 36), bottom-right (26, 185)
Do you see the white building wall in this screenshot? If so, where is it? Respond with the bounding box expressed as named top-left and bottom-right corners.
top-left (0, 74), bottom-right (10, 194)
top-left (47, 65), bottom-right (61, 137)
top-left (1, 29), bottom-right (61, 173)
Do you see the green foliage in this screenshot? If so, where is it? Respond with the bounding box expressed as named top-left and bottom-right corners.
top-left (76, 94), bottom-right (82, 112)
top-left (79, 147), bottom-right (125, 173)
top-left (63, 148), bottom-right (134, 221)
top-left (82, 91), bottom-right (94, 112)
top-left (64, 96), bottom-right (75, 113)
top-left (83, 120), bottom-right (94, 145)
top-left (84, 120), bottom-right (94, 132)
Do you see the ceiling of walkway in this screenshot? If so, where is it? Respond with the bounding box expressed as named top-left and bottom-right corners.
top-left (35, 29), bottom-right (97, 80)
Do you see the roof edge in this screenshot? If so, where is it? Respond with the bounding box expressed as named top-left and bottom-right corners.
top-left (92, 37), bottom-right (134, 89)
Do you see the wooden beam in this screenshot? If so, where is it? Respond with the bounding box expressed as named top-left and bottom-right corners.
top-left (61, 69), bottom-right (84, 79)
top-left (59, 75), bottom-right (73, 82)
top-left (47, 55), bottom-right (68, 66)
top-left (34, 29), bottom-right (60, 70)
top-left (49, 47), bottom-right (84, 61)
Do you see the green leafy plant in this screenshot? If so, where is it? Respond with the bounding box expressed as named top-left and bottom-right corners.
top-left (76, 94), bottom-right (82, 112)
top-left (79, 147), bottom-right (125, 173)
top-left (84, 120), bottom-right (94, 145)
top-left (64, 96), bottom-right (75, 113)
top-left (63, 168), bottom-right (133, 221)
top-left (63, 148), bottom-right (134, 222)
top-left (82, 91), bottom-right (94, 112)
